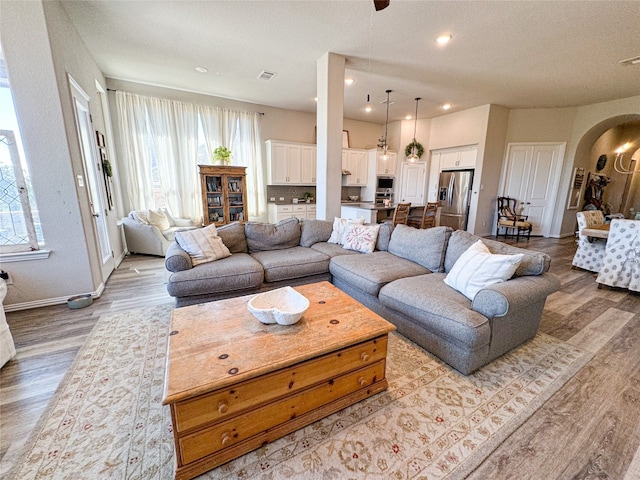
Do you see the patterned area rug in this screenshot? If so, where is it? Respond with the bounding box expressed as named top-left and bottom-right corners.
top-left (6, 304), bottom-right (592, 480)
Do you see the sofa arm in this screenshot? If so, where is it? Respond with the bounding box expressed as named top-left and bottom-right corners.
top-left (173, 218), bottom-right (196, 228)
top-left (122, 217), bottom-right (168, 256)
top-left (472, 273), bottom-right (560, 318)
top-left (165, 242), bottom-right (193, 272)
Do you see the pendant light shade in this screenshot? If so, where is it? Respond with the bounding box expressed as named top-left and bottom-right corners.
top-left (407, 97), bottom-right (421, 163)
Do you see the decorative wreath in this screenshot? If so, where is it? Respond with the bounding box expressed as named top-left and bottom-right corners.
top-left (405, 141), bottom-right (424, 159)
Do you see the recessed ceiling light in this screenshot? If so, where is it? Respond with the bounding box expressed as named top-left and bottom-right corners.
top-left (436, 34), bottom-right (452, 45)
top-left (365, 105), bottom-right (372, 113)
top-left (195, 66), bottom-right (208, 73)
top-left (345, 77), bottom-right (355, 85)
top-left (405, 115), bottom-right (412, 120)
top-left (442, 103), bottom-right (452, 110)
top-left (314, 97), bottom-right (318, 102)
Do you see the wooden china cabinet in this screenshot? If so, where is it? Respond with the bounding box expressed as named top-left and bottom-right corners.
top-left (199, 165), bottom-right (247, 226)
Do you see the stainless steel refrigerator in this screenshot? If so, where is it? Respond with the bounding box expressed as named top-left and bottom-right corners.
top-left (438, 169), bottom-right (474, 231)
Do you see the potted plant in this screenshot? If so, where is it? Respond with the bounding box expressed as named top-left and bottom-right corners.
top-left (303, 192), bottom-right (313, 203)
top-left (212, 146), bottom-right (232, 165)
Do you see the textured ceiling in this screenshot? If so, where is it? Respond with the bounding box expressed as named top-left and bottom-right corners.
top-left (61, 0), bottom-right (640, 124)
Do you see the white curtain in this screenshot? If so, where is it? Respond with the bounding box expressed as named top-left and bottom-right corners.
top-left (199, 106), bottom-right (266, 218)
top-left (116, 91), bottom-right (265, 221)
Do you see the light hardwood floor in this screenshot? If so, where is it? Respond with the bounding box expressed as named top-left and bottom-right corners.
top-left (1, 237), bottom-right (639, 478)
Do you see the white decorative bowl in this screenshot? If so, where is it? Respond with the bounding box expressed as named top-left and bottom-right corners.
top-left (348, 195), bottom-right (359, 201)
top-left (247, 286), bottom-right (310, 325)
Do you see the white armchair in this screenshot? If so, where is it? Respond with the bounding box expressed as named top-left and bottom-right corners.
top-left (596, 219), bottom-right (640, 292)
top-left (571, 210), bottom-right (607, 273)
top-left (122, 208), bottom-right (198, 256)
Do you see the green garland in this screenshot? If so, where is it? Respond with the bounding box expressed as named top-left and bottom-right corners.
top-left (405, 141), bottom-right (424, 158)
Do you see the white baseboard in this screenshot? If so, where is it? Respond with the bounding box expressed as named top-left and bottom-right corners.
top-left (4, 283), bottom-right (105, 312)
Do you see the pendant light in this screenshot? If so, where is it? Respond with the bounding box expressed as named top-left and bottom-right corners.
top-left (407, 97), bottom-right (421, 163)
top-left (380, 89), bottom-right (392, 160)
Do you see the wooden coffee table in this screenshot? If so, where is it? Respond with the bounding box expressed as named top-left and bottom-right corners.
top-left (163, 281), bottom-right (395, 480)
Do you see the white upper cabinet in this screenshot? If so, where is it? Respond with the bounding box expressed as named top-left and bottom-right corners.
top-left (342, 149), bottom-right (368, 186)
top-left (438, 145), bottom-right (478, 170)
top-left (266, 140), bottom-right (316, 185)
top-left (375, 150), bottom-right (397, 176)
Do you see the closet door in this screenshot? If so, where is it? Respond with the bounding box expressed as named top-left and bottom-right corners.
top-left (501, 143), bottom-right (564, 237)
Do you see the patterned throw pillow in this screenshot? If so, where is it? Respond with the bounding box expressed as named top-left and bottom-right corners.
top-left (343, 224), bottom-right (381, 254)
top-left (444, 240), bottom-right (523, 300)
top-left (328, 217), bottom-right (365, 245)
top-left (175, 224), bottom-right (231, 266)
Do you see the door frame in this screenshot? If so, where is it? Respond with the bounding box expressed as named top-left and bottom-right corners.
top-left (398, 161), bottom-right (427, 205)
top-left (68, 74), bottom-right (115, 283)
top-left (499, 142), bottom-right (565, 237)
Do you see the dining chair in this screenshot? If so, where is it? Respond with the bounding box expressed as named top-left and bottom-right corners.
top-left (407, 202), bottom-right (438, 229)
top-left (383, 202), bottom-right (411, 226)
top-left (496, 196), bottom-right (532, 241)
top-left (596, 219), bottom-right (640, 292)
top-left (571, 210), bottom-right (607, 273)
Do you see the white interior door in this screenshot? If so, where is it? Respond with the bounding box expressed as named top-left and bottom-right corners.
top-left (501, 143), bottom-right (564, 236)
top-left (399, 162), bottom-right (426, 205)
top-left (69, 75), bottom-right (114, 282)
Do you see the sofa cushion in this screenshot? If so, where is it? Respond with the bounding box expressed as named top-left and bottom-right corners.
top-left (388, 225), bottom-right (451, 272)
top-left (251, 247), bottom-right (330, 283)
top-left (175, 224), bottom-right (231, 267)
top-left (444, 230), bottom-right (550, 276)
top-left (166, 253), bottom-right (263, 297)
top-left (329, 251), bottom-right (430, 296)
top-left (245, 217), bottom-right (301, 252)
top-left (300, 219), bottom-right (333, 247)
top-left (310, 242), bottom-right (360, 258)
top-left (375, 222), bottom-right (393, 252)
top-left (217, 221), bottom-right (248, 253)
top-left (379, 274), bottom-right (491, 349)
top-left (343, 223), bottom-right (380, 254)
top-left (165, 242), bottom-right (192, 272)
top-left (444, 240), bottom-right (523, 300)
top-left (328, 217), bottom-right (365, 245)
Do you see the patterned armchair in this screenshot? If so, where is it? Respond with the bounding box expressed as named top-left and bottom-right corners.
top-left (596, 219), bottom-right (640, 292)
top-left (571, 210), bottom-right (607, 273)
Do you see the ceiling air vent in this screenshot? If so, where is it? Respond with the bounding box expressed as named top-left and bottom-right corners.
top-left (257, 70), bottom-right (277, 81)
top-left (619, 55), bottom-right (640, 66)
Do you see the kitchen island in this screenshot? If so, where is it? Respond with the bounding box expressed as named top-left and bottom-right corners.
top-left (340, 203), bottom-right (395, 223)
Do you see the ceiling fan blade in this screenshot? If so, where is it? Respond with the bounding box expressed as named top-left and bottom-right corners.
top-left (374, 0), bottom-right (389, 11)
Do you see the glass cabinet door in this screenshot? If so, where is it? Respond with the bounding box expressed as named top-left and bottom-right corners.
top-left (205, 174), bottom-right (224, 224)
top-left (227, 175), bottom-right (245, 222)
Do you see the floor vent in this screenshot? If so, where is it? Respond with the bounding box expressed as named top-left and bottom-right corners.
top-left (257, 70), bottom-right (277, 81)
top-left (619, 55), bottom-right (640, 66)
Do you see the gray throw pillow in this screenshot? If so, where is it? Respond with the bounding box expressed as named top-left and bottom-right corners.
top-left (388, 224), bottom-right (452, 272)
top-left (217, 221), bottom-right (248, 253)
top-left (245, 217), bottom-right (301, 252)
top-left (300, 219), bottom-right (333, 247)
top-left (375, 222), bottom-right (394, 251)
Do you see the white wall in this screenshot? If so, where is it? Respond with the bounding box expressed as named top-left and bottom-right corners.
top-left (0, 0), bottom-right (110, 309)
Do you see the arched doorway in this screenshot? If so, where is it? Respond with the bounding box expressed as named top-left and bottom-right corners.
top-left (572, 114), bottom-right (640, 218)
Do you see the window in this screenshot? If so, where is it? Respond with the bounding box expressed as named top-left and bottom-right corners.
top-left (0, 45), bottom-right (44, 253)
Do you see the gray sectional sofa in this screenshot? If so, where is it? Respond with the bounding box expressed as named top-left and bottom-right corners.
top-left (165, 218), bottom-right (560, 374)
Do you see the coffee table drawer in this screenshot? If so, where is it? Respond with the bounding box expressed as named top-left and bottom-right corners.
top-left (173, 336), bottom-right (388, 433)
top-left (178, 359), bottom-right (386, 465)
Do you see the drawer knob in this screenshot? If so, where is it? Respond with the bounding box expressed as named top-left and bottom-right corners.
top-left (360, 352), bottom-right (369, 362)
top-left (218, 402), bottom-right (229, 414)
top-left (358, 377), bottom-right (367, 387)
top-left (221, 432), bottom-right (233, 446)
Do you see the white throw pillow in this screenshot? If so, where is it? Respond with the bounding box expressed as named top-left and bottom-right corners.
top-left (444, 240), bottom-right (523, 300)
top-left (328, 217), bottom-right (365, 245)
top-left (343, 223), bottom-right (381, 254)
top-left (148, 209), bottom-right (171, 231)
top-left (175, 224), bottom-right (231, 266)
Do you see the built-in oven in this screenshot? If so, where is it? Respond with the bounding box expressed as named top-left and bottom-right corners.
top-left (375, 177), bottom-right (394, 204)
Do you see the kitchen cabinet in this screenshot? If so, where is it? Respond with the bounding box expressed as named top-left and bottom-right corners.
top-left (340, 205), bottom-right (377, 224)
top-left (199, 165), bottom-right (247, 226)
top-left (342, 148), bottom-right (368, 186)
top-left (266, 140), bottom-right (316, 185)
top-left (373, 150), bottom-right (397, 176)
top-left (427, 145), bottom-right (478, 202)
top-left (268, 203), bottom-right (316, 223)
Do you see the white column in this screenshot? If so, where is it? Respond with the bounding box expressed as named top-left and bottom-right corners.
top-left (316, 53), bottom-right (345, 221)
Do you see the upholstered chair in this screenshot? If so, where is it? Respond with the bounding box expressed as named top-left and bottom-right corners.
top-left (571, 210), bottom-right (607, 272)
top-left (596, 219), bottom-right (640, 291)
